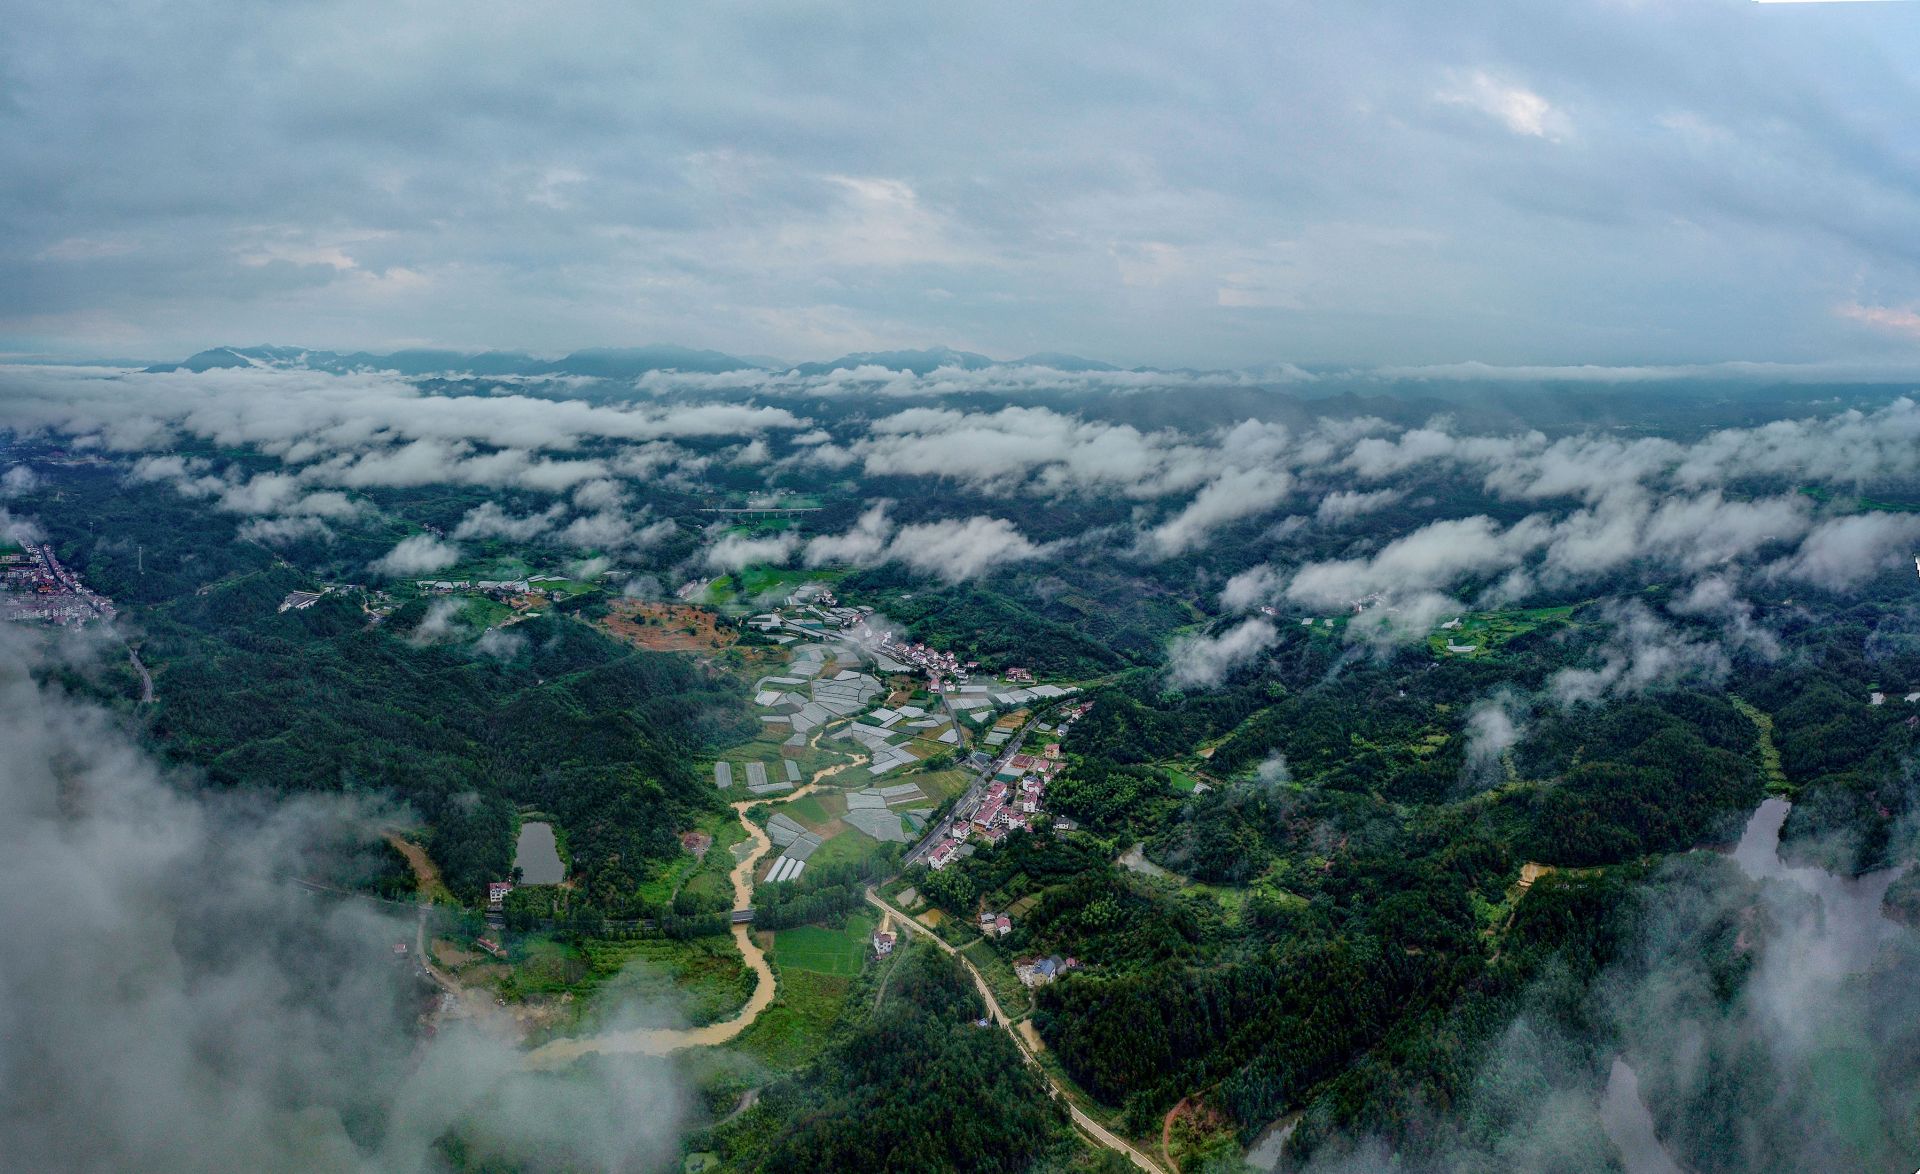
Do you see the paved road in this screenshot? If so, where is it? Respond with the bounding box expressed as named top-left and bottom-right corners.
top-left (126, 644), bottom-right (153, 703)
top-left (864, 888), bottom-right (1167, 1174)
top-left (903, 700), bottom-right (1061, 867)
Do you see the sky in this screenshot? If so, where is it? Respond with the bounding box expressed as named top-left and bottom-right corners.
top-left (4, 0), bottom-right (1920, 368)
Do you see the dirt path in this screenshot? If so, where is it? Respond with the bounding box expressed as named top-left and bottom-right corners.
top-left (1162, 1097), bottom-right (1185, 1174)
top-left (717, 1087), bottom-right (761, 1125)
top-left (865, 888), bottom-right (1168, 1174)
top-left (518, 715), bottom-right (872, 1065)
top-left (384, 830), bottom-right (450, 902)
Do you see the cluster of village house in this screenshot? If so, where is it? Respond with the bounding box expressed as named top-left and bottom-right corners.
top-left (749, 591), bottom-right (874, 644)
top-left (746, 584), bottom-right (991, 691)
top-left (971, 881), bottom-right (1086, 987)
top-left (413, 574), bottom-right (572, 597)
top-left (927, 740), bottom-right (1071, 870)
top-left (0, 544), bottom-right (115, 626)
top-left (862, 624), bottom-right (971, 684)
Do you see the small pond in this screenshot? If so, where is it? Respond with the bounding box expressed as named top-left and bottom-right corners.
top-left (515, 821), bottom-right (565, 884)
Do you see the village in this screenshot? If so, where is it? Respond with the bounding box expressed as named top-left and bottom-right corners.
top-left (0, 542), bottom-right (116, 626)
top-left (923, 721), bottom-right (1083, 871)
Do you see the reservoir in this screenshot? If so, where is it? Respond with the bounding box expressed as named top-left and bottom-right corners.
top-left (515, 821), bottom-right (566, 884)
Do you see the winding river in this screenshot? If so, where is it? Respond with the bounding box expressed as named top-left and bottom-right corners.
top-left (525, 750), bottom-right (863, 1066)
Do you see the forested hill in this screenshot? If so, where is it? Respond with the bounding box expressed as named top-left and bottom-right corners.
top-left (139, 569), bottom-right (751, 903)
top-left (702, 944), bottom-right (1095, 1173)
top-left (20, 466), bottom-right (752, 905)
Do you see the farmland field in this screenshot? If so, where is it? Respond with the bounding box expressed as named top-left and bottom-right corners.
top-left (774, 911), bottom-right (876, 977)
top-left (1426, 604), bottom-right (1579, 658)
top-left (803, 825), bottom-right (886, 872)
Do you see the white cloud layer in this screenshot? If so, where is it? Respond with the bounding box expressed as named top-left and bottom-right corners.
top-left (1168, 618), bottom-right (1279, 688)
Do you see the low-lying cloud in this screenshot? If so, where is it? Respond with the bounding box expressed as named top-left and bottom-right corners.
top-left (0, 629), bottom-right (689, 1171)
top-left (371, 534), bottom-right (462, 577)
top-left (1168, 618), bottom-right (1278, 689)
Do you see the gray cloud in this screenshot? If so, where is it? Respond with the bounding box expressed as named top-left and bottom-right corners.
top-left (1, 465), bottom-right (40, 496)
top-left (802, 502), bottom-right (897, 567)
top-left (1143, 467), bottom-right (1294, 560)
top-left (1315, 488), bottom-right (1403, 526)
top-left (1767, 511), bottom-right (1920, 592)
top-left (408, 597), bottom-right (468, 645)
top-left (1462, 688), bottom-right (1526, 788)
top-left (472, 627), bottom-right (527, 660)
top-left (13, 3), bottom-right (1920, 366)
top-left (238, 515), bottom-right (337, 546)
top-left (453, 501), bottom-right (567, 542)
top-left (884, 515), bottom-right (1047, 582)
top-left (796, 504), bottom-right (1048, 583)
top-left (558, 512), bottom-right (676, 554)
top-left (702, 530), bottom-right (799, 573)
top-left (0, 365), bottom-right (804, 495)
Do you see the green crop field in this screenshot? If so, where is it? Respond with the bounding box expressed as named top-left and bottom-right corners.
top-left (709, 566), bottom-right (843, 606)
top-left (804, 825), bottom-right (885, 872)
top-left (774, 912), bottom-right (876, 977)
top-left (780, 793), bottom-right (834, 828)
top-left (911, 768), bottom-right (972, 802)
top-left (1427, 605), bottom-right (1579, 658)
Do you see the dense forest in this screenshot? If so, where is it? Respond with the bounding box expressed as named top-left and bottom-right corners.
top-left (703, 944), bottom-right (1090, 1173)
top-left (18, 463), bottom-right (752, 904)
top-left (915, 584), bottom-right (1920, 1165)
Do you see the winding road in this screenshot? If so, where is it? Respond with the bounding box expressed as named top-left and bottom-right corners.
top-left (391, 689), bottom-right (1156, 1167)
top-left (126, 644), bottom-right (153, 703)
top-left (863, 888), bottom-right (1167, 1174)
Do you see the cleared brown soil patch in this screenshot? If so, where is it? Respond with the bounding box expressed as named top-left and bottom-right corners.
top-left (600, 601), bottom-right (736, 652)
top-left (384, 830), bottom-right (453, 903)
top-left (432, 939), bottom-right (479, 968)
top-left (1162, 1095), bottom-right (1231, 1174)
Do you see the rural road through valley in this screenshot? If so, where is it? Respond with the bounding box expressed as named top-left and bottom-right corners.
top-left (863, 888), bottom-right (1168, 1174)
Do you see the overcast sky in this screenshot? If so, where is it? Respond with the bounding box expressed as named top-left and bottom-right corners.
top-left (4, 0), bottom-right (1920, 368)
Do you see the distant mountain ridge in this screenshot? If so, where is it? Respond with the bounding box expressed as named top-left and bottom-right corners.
top-left (145, 343), bottom-right (1136, 380)
top-left (145, 344), bottom-right (767, 378)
